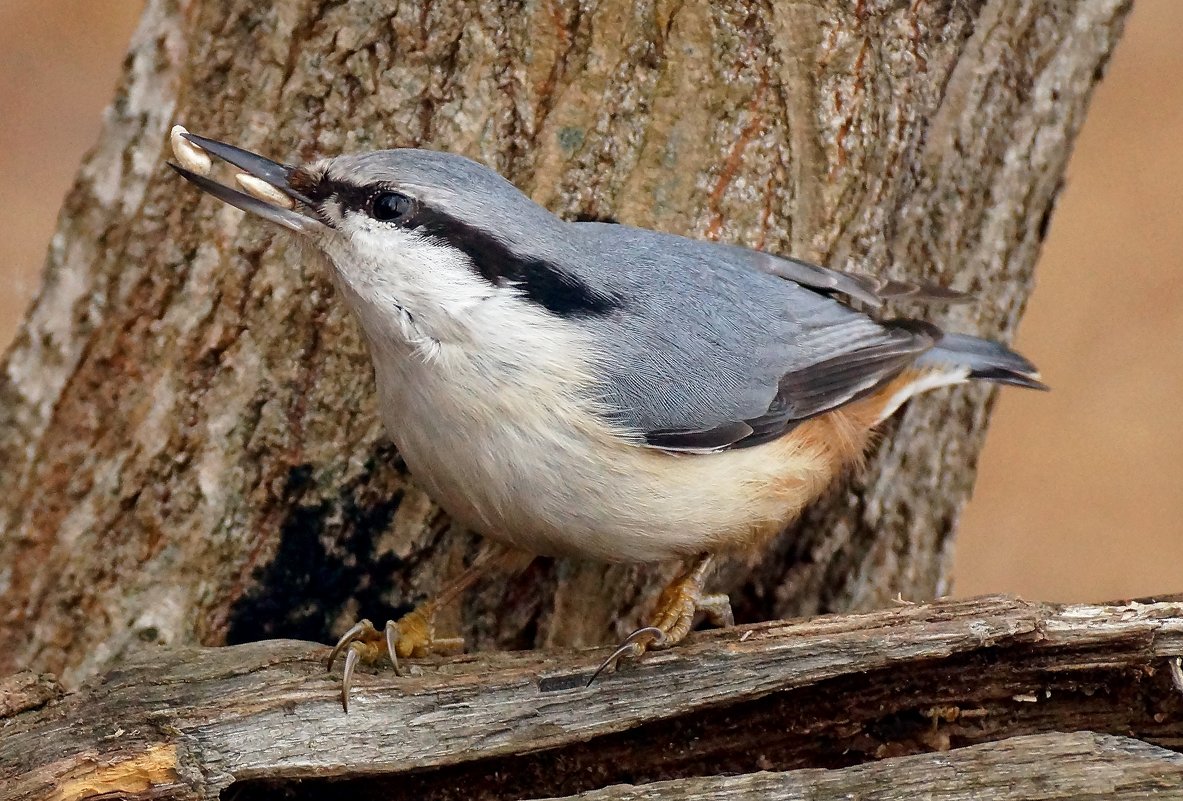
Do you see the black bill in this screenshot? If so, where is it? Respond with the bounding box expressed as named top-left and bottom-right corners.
top-left (169, 133), bottom-right (327, 234)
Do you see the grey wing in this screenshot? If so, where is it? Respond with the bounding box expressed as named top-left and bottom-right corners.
top-left (570, 225), bottom-right (942, 453)
top-left (640, 319), bottom-right (938, 452)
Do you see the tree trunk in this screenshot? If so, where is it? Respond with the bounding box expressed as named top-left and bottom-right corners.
top-left (0, 0), bottom-right (1128, 687)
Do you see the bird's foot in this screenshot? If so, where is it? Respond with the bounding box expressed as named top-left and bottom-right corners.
top-left (588, 561), bottom-right (733, 684)
top-left (326, 604), bottom-right (464, 711)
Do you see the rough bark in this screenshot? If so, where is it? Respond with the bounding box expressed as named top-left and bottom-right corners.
top-left (0, 0), bottom-right (1129, 687)
top-left (2, 596), bottom-right (1183, 800)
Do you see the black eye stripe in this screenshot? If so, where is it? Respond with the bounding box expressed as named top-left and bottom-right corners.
top-left (333, 181), bottom-right (395, 215)
top-left (408, 207), bottom-right (621, 317)
top-left (287, 174), bottom-right (392, 215)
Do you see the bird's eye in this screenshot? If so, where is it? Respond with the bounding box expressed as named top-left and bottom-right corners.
top-left (369, 191), bottom-right (413, 222)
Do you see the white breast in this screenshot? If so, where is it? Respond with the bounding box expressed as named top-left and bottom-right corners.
top-left (366, 342), bottom-right (831, 563)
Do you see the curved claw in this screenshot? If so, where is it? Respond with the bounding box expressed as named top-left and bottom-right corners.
top-left (341, 645), bottom-right (361, 712)
top-left (586, 626), bottom-right (667, 687)
top-left (385, 619), bottom-right (402, 676)
top-left (326, 618), bottom-right (374, 670)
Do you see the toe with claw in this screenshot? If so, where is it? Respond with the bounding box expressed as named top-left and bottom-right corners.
top-left (326, 604), bottom-right (464, 711)
top-left (588, 554), bottom-right (733, 685)
top-left (323, 547), bottom-right (522, 711)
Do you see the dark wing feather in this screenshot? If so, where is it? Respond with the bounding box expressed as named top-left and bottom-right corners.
top-left (731, 247), bottom-right (969, 307)
top-left (642, 321), bottom-right (940, 453)
top-left (643, 420), bottom-right (755, 452)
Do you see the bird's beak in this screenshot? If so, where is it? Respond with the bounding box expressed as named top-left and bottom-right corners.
top-left (168, 132), bottom-right (328, 234)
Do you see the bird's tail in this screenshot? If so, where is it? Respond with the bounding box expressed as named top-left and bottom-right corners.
top-left (869, 332), bottom-right (1046, 424)
top-left (916, 333), bottom-right (1047, 391)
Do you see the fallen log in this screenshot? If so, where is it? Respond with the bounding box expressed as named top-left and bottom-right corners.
top-left (2, 595), bottom-right (1182, 800)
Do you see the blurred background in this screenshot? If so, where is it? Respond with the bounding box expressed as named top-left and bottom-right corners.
top-left (1, 2), bottom-right (1178, 602)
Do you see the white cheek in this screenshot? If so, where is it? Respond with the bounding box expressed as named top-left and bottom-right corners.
top-left (320, 219), bottom-right (496, 346)
top-left (363, 227), bottom-right (488, 303)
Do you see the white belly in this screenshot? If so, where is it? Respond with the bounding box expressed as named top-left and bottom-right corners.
top-left (371, 349), bottom-right (835, 564)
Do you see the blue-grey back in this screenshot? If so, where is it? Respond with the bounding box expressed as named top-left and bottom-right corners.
top-left (558, 222), bottom-right (924, 446)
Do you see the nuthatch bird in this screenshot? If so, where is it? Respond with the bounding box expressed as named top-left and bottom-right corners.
top-left (170, 130), bottom-right (1045, 710)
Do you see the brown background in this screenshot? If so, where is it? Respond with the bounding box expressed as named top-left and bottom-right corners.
top-left (1, 2), bottom-right (1178, 603)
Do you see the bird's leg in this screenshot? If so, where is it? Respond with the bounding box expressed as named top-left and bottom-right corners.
top-left (327, 543), bottom-right (524, 711)
top-left (589, 553), bottom-right (733, 683)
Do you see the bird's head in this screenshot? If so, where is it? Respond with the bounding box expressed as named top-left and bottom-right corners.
top-left (170, 133), bottom-right (617, 355)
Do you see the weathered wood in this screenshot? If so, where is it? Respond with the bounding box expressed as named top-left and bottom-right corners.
top-left (0, 0), bottom-right (1131, 688)
top-left (2, 595), bottom-right (1181, 800)
top-left (545, 732), bottom-right (1183, 800)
